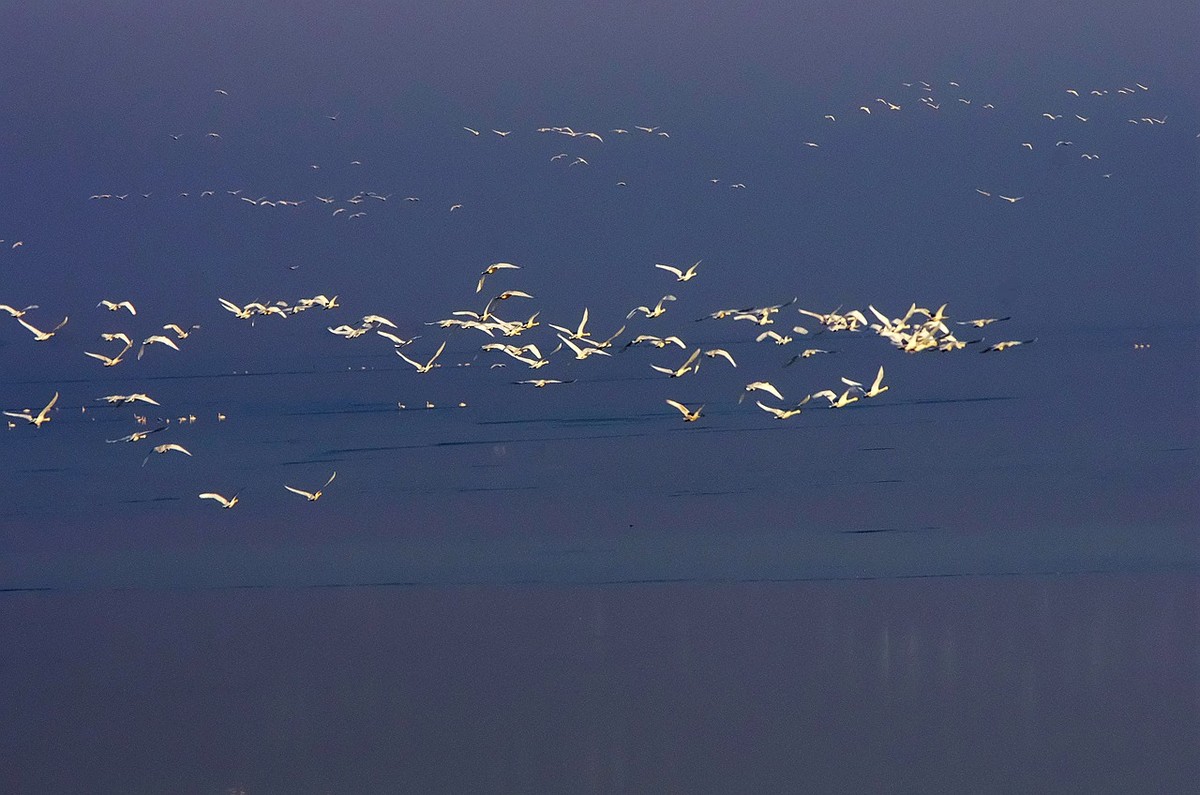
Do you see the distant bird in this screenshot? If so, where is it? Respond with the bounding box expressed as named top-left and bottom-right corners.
top-left (284, 472), bottom-right (337, 502)
top-left (998, 195), bottom-right (1024, 203)
top-left (516, 379), bottom-right (574, 387)
top-left (107, 426), bottom-right (166, 443)
top-left (98, 300), bottom-right (136, 315)
top-left (199, 491), bottom-right (239, 508)
top-left (463, 127), bottom-right (480, 136)
top-left (137, 335), bottom-right (181, 359)
top-left (162, 323), bottom-right (200, 339)
top-left (981, 339), bottom-right (1036, 353)
top-left (84, 349), bottom-right (127, 367)
top-left (396, 340), bottom-right (447, 373)
top-left (664, 399), bottom-right (703, 422)
top-left (17, 315), bottom-right (68, 341)
top-left (142, 443), bottom-right (193, 466)
top-left (755, 400), bottom-right (806, 420)
top-left (862, 366), bottom-right (889, 398)
top-left (655, 260), bottom-right (701, 282)
top-left (476, 261), bottom-right (521, 293)
top-left (627, 295), bottom-right (676, 319)
top-left (0, 303), bottom-right (37, 318)
top-left (703, 348), bottom-right (737, 367)
top-left (4, 391), bottom-right (58, 428)
top-left (651, 348), bottom-right (701, 378)
top-left (957, 316), bottom-right (1010, 328)
top-left (97, 393), bottom-right (159, 406)
top-left (742, 381), bottom-right (784, 402)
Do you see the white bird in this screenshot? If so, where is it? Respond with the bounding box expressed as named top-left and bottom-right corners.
top-left (957, 316), bottom-right (1010, 328)
top-left (998, 195), bottom-right (1024, 203)
top-left (516, 379), bottom-right (574, 388)
top-left (627, 295), bottom-right (676, 319)
top-left (396, 340), bottom-right (447, 373)
top-left (84, 349), bottom-right (127, 367)
top-left (107, 426), bottom-right (167, 443)
top-left (463, 127), bottom-right (481, 136)
top-left (548, 307), bottom-right (592, 341)
top-left (981, 338), bottom-right (1035, 353)
top-left (472, 262), bottom-right (520, 294)
top-left (650, 348), bottom-right (701, 378)
top-left (162, 323), bottom-right (200, 339)
top-left (704, 348), bottom-right (737, 367)
top-left (142, 443), bottom-right (193, 466)
top-left (284, 471), bottom-right (336, 501)
top-left (812, 388), bottom-right (860, 408)
top-left (755, 400), bottom-right (805, 420)
top-left (665, 399), bottom-right (703, 422)
top-left (17, 315), bottom-right (68, 341)
top-left (862, 365), bottom-right (889, 398)
top-left (199, 491), bottom-right (239, 509)
top-left (742, 381), bottom-right (784, 402)
top-left (376, 330), bottom-right (419, 347)
top-left (4, 391), bottom-right (58, 428)
top-left (97, 393), bottom-right (159, 405)
top-left (655, 260), bottom-right (701, 282)
top-left (556, 333), bottom-right (611, 360)
top-left (137, 335), bottom-right (181, 359)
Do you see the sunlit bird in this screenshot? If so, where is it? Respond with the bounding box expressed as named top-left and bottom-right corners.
top-left (142, 443), bottom-right (193, 466)
top-left (4, 391), bottom-right (58, 428)
top-left (284, 472), bottom-right (337, 502)
top-left (665, 399), bottom-right (703, 422)
top-left (199, 491), bottom-right (240, 509)
top-left (17, 315), bottom-right (68, 341)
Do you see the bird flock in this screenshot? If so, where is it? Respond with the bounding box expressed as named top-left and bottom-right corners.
top-left (4, 76), bottom-right (1182, 511)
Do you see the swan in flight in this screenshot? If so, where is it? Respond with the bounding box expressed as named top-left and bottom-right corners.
top-left (0, 303), bottom-right (37, 317)
top-left (162, 323), bottom-right (200, 339)
top-left (556, 333), bottom-right (612, 360)
top-left (397, 340), bottom-right (447, 373)
top-left (17, 315), bottom-right (68, 341)
top-left (284, 472), bottom-right (336, 501)
top-left (376, 330), bottom-right (419, 347)
top-left (655, 260), bottom-right (701, 282)
top-left (981, 338), bottom-right (1035, 352)
top-left (107, 426), bottom-right (167, 443)
top-left (137, 335), bottom-right (181, 359)
top-left (625, 334), bottom-right (685, 349)
top-left (97, 393), bottom-right (159, 405)
top-left (476, 262), bottom-right (520, 293)
top-left (862, 365), bottom-right (889, 398)
top-left (199, 492), bottom-right (240, 508)
top-left (142, 443), bottom-right (192, 466)
top-left (755, 400), bottom-right (805, 420)
top-left (98, 300), bottom-right (136, 315)
top-left (812, 387), bottom-right (860, 408)
top-left (998, 195), bottom-right (1024, 203)
top-left (956, 316), bottom-right (1010, 328)
top-left (85, 348), bottom-right (128, 367)
top-left (742, 381), bottom-right (784, 402)
top-left (4, 391), bottom-right (58, 428)
top-left (627, 295), bottom-right (676, 319)
top-left (756, 330), bottom-right (792, 345)
top-left (516, 379), bottom-right (574, 387)
top-left (549, 307), bottom-right (592, 341)
top-left (704, 348), bottom-right (737, 367)
top-left (665, 399), bottom-right (703, 422)
top-left (651, 348), bottom-right (701, 378)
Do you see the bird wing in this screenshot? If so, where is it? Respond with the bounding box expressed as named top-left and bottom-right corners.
top-left (755, 401), bottom-right (784, 417)
top-left (664, 399), bottom-right (691, 417)
top-left (655, 264), bottom-right (683, 278)
top-left (322, 471), bottom-right (337, 489)
top-left (870, 366), bottom-right (885, 393)
top-left (199, 493), bottom-right (231, 506)
top-left (706, 349), bottom-right (737, 367)
top-left (284, 485), bottom-right (315, 499)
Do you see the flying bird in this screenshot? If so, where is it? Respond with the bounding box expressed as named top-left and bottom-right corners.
top-left (655, 260), bottom-right (701, 282)
top-left (665, 399), bottom-right (703, 422)
top-left (4, 391), bottom-right (58, 428)
top-left (284, 471), bottom-right (337, 501)
top-left (199, 492), bottom-right (240, 509)
top-left (17, 315), bottom-right (68, 341)
top-left (142, 443), bottom-right (193, 466)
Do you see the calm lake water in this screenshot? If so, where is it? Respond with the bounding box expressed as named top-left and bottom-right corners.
top-left (2, 573), bottom-right (1195, 793)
